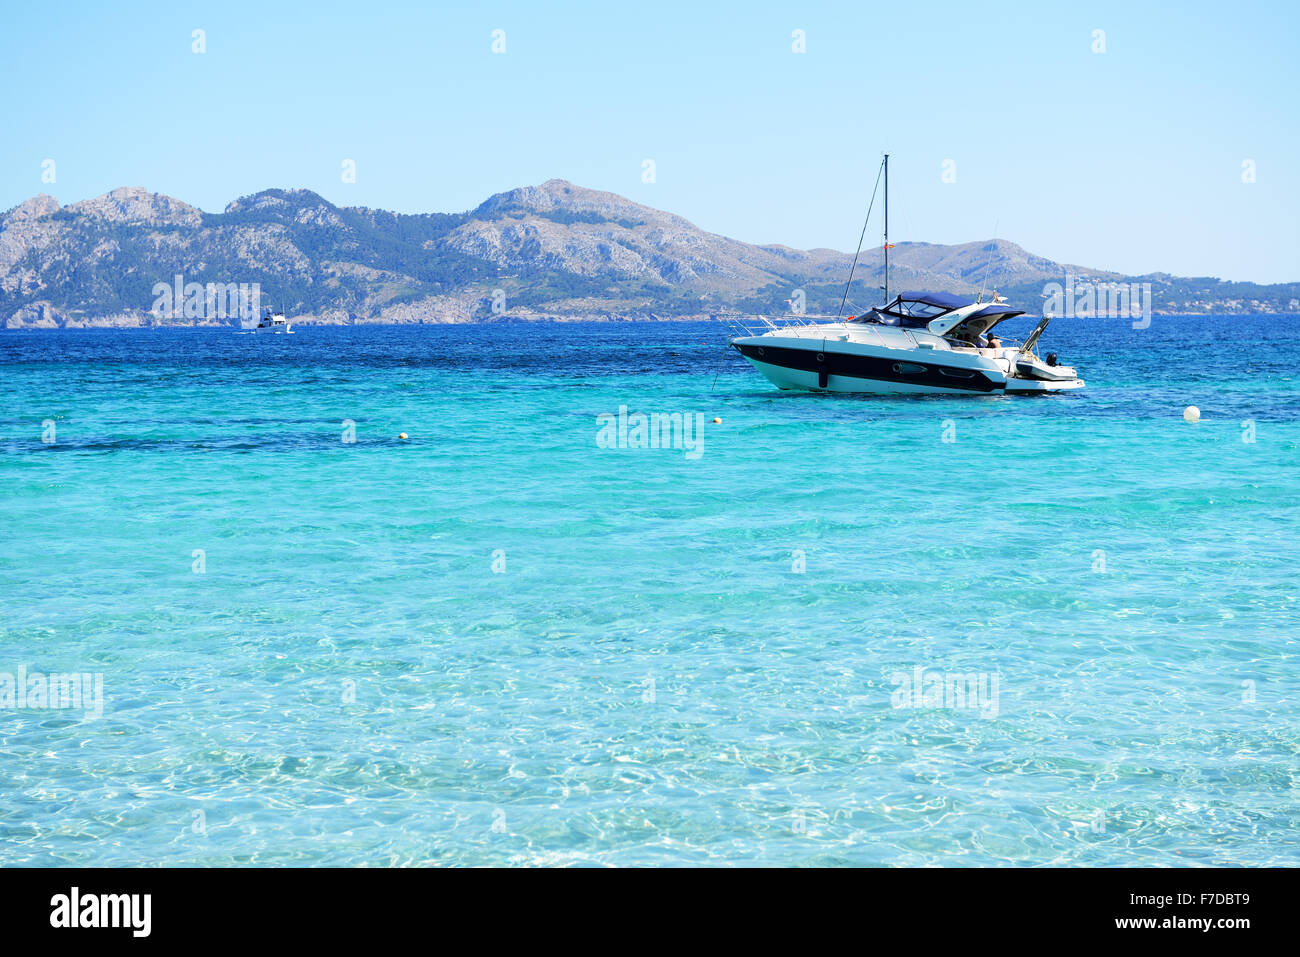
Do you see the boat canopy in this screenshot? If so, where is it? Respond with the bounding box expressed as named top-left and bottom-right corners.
top-left (850, 291), bottom-right (1027, 334)
top-left (898, 291), bottom-right (970, 311)
top-left (964, 303), bottom-right (1025, 322)
top-left (851, 291), bottom-right (971, 327)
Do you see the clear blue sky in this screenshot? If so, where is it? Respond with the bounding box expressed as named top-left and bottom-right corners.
top-left (3, 0), bottom-right (1297, 282)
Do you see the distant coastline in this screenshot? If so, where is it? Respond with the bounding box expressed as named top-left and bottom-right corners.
top-left (7, 312), bottom-right (1299, 333)
top-left (4, 181), bottom-right (1298, 330)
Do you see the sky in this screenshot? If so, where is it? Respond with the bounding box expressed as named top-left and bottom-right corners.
top-left (3, 0), bottom-right (1297, 283)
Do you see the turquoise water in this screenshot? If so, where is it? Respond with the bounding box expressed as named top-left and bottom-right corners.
top-left (1, 317), bottom-right (1297, 866)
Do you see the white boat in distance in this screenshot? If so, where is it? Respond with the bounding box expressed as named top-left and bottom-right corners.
top-left (251, 306), bottom-right (293, 334)
top-left (730, 156), bottom-right (1083, 395)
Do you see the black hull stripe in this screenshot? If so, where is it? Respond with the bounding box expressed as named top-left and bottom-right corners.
top-left (734, 343), bottom-right (1003, 393)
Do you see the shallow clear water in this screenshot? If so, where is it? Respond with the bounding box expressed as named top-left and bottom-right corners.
top-left (1, 316), bottom-right (1297, 866)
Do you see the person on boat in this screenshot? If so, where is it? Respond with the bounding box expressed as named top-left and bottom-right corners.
top-left (986, 332), bottom-right (1002, 349)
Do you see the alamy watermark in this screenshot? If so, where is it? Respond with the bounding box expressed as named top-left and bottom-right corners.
top-left (1042, 274), bottom-right (1151, 329)
top-left (890, 665), bottom-right (999, 719)
top-left (50, 887), bottom-right (150, 937)
top-left (151, 274), bottom-right (260, 323)
top-left (596, 405), bottom-right (705, 459)
top-left (1, 665), bottom-right (103, 718)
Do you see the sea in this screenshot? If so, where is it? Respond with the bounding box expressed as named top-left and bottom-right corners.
top-left (1, 314), bottom-right (1296, 866)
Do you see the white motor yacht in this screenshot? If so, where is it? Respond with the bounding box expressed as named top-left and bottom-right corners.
top-left (252, 307), bottom-right (293, 334)
top-left (731, 156), bottom-right (1083, 395)
top-left (732, 291), bottom-right (1083, 395)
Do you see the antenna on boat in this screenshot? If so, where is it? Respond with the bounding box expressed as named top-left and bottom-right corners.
top-left (977, 219), bottom-right (999, 303)
top-left (883, 153), bottom-right (889, 304)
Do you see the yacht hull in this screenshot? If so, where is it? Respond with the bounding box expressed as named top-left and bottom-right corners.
top-left (733, 339), bottom-right (1082, 395)
top-left (734, 340), bottom-right (1004, 395)
top-left (741, 355), bottom-right (992, 394)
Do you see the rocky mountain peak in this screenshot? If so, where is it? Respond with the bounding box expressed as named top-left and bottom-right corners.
top-left (223, 189), bottom-right (343, 228)
top-left (224, 188), bottom-right (335, 213)
top-left (473, 178), bottom-right (680, 226)
top-left (64, 187), bottom-right (202, 226)
top-left (2, 194), bottom-right (61, 224)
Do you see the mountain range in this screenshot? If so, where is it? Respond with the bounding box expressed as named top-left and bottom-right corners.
top-left (3, 180), bottom-right (1297, 328)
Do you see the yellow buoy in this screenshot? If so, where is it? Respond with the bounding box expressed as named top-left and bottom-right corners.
top-left (1183, 406), bottom-right (1200, 423)
top-left (712, 417), bottom-right (722, 424)
top-left (399, 432), bottom-right (409, 439)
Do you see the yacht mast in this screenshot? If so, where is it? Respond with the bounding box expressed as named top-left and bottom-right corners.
top-left (835, 155), bottom-right (887, 318)
top-left (883, 153), bottom-right (890, 303)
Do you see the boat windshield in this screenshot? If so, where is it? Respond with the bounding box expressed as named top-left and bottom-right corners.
top-left (892, 300), bottom-right (949, 319)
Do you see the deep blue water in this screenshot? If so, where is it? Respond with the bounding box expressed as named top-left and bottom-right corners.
top-left (1, 315), bottom-right (1297, 865)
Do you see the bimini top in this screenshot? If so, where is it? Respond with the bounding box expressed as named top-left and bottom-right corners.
top-left (850, 291), bottom-right (1025, 330)
top-left (851, 291), bottom-right (970, 327)
top-left (897, 291), bottom-right (970, 311)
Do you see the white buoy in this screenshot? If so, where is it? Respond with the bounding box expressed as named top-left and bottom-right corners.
top-left (1183, 406), bottom-right (1200, 423)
